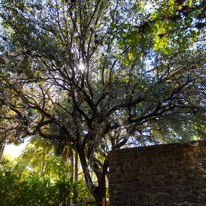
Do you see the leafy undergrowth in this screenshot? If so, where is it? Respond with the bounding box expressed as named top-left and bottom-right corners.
top-left (0, 157), bottom-right (93, 206)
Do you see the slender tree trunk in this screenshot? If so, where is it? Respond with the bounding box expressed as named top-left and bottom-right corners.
top-left (0, 140), bottom-right (5, 162)
top-left (73, 151), bottom-right (78, 204)
top-left (66, 161), bottom-right (69, 177)
top-left (70, 154), bottom-right (74, 180)
top-left (59, 165), bottom-right (61, 178)
top-left (90, 170), bottom-right (93, 182)
top-left (75, 152), bottom-right (78, 183)
top-left (40, 155), bottom-right (45, 177)
top-left (47, 161), bottom-right (50, 177)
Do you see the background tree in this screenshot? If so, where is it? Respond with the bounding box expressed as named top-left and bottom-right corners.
top-left (0, 137), bottom-right (5, 162)
top-left (0, 0), bottom-right (206, 203)
top-left (18, 137), bottom-right (76, 179)
top-left (0, 154), bottom-right (91, 205)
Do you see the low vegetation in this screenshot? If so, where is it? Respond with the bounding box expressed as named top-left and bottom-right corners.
top-left (0, 155), bottom-right (93, 206)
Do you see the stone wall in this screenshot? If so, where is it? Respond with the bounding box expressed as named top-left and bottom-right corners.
top-left (108, 141), bottom-right (206, 206)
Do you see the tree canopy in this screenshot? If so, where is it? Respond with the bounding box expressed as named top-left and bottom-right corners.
top-left (0, 0), bottom-right (206, 203)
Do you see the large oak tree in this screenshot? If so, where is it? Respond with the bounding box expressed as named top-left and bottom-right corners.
top-left (0, 0), bottom-right (206, 203)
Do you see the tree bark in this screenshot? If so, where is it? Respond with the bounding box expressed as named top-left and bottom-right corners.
top-left (0, 139), bottom-right (5, 162)
top-left (77, 145), bottom-right (108, 206)
top-left (75, 151), bottom-right (78, 183)
top-left (40, 154), bottom-right (45, 177)
top-left (70, 154), bottom-right (74, 180)
top-left (94, 176), bottom-right (107, 206)
top-left (66, 162), bottom-right (69, 177)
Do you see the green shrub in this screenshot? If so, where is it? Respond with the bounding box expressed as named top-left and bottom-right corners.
top-left (0, 157), bottom-right (92, 206)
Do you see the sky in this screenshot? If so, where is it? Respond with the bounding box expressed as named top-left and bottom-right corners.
top-left (4, 138), bottom-right (29, 159)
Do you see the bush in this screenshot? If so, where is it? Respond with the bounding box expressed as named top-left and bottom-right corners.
top-left (0, 157), bottom-right (92, 205)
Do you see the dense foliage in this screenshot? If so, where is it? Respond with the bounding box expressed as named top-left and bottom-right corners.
top-left (0, 155), bottom-right (92, 206)
top-left (0, 0), bottom-right (206, 202)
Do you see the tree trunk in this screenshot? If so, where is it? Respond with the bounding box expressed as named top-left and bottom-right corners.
top-left (0, 140), bottom-right (5, 162)
top-left (77, 145), bottom-right (108, 206)
top-left (75, 151), bottom-right (78, 183)
top-left (48, 161), bottom-right (50, 177)
top-left (40, 155), bottom-right (45, 177)
top-left (66, 162), bottom-right (69, 177)
top-left (70, 154), bottom-right (74, 180)
top-left (93, 177), bottom-right (107, 206)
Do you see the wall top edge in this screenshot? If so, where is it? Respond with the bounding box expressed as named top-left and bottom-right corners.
top-left (109, 140), bottom-right (206, 154)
